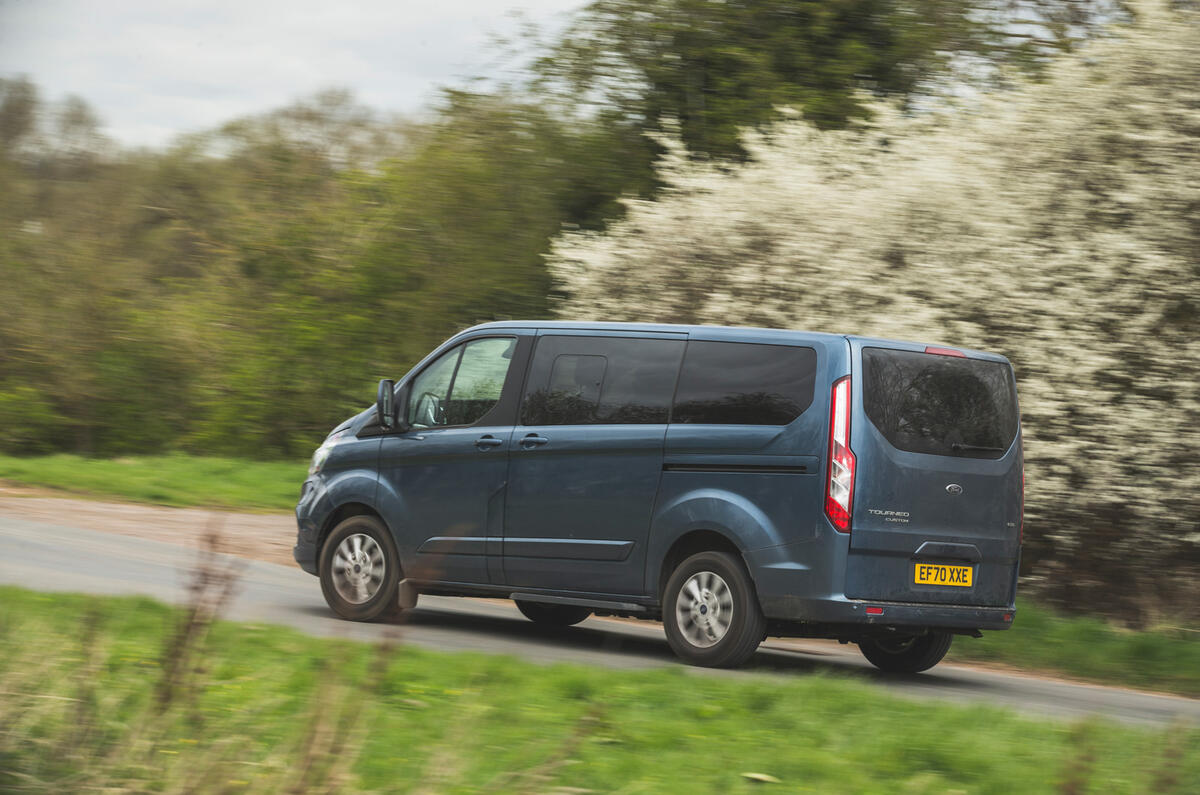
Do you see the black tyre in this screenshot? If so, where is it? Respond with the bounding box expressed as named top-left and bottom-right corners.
top-left (515, 600), bottom-right (592, 627)
top-left (319, 515), bottom-right (402, 621)
top-left (858, 632), bottom-right (953, 673)
top-left (662, 550), bottom-right (766, 668)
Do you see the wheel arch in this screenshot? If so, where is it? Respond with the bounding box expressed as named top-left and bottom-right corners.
top-left (647, 488), bottom-right (781, 600)
top-left (654, 529), bottom-right (746, 602)
top-left (318, 502), bottom-right (386, 561)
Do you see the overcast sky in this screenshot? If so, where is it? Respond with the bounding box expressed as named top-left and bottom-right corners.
top-left (0, 0), bottom-right (586, 148)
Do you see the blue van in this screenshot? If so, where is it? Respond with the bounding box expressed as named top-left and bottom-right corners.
top-left (294, 322), bottom-right (1023, 671)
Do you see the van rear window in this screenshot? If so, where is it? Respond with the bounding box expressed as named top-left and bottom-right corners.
top-left (862, 347), bottom-right (1018, 459)
top-left (672, 341), bottom-right (816, 425)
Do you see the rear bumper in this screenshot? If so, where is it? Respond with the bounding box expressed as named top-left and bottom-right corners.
top-left (745, 534), bottom-right (1016, 634)
top-left (759, 594), bottom-right (1015, 631)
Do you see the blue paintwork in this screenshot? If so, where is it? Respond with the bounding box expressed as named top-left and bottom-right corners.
top-left (504, 422), bottom-right (671, 594)
top-left (292, 434), bottom-right (381, 574)
top-left (294, 320), bottom-right (1023, 634)
top-left (377, 424), bottom-right (513, 584)
top-left (842, 337), bottom-right (1022, 607)
top-left (374, 327), bottom-right (536, 586)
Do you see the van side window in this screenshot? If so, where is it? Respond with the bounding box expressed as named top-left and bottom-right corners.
top-left (545, 354), bottom-right (606, 421)
top-left (408, 337), bottom-right (516, 429)
top-left (672, 341), bottom-right (817, 425)
top-left (522, 336), bottom-right (684, 425)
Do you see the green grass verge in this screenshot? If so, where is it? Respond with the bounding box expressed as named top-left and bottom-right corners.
top-left (0, 453), bottom-right (305, 511)
top-left (949, 601), bottom-right (1200, 696)
top-left (1, 587), bottom-right (1197, 793)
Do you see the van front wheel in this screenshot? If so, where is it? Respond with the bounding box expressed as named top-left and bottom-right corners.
top-left (858, 632), bottom-right (953, 673)
top-left (663, 551), bottom-right (765, 668)
top-left (319, 515), bottom-right (402, 622)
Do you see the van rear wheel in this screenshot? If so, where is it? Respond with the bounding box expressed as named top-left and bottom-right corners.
top-left (663, 551), bottom-right (765, 668)
top-left (859, 632), bottom-right (953, 673)
top-left (515, 601), bottom-right (591, 627)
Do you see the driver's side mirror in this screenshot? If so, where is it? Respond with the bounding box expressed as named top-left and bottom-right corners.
top-left (376, 379), bottom-right (396, 430)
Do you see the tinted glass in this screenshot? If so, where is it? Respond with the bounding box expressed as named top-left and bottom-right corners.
top-left (445, 337), bottom-right (516, 425)
top-left (407, 345), bottom-right (459, 428)
top-left (672, 341), bottom-right (817, 425)
top-left (522, 336), bottom-right (684, 425)
top-left (408, 337), bottom-right (515, 429)
top-left (862, 347), bottom-right (1018, 459)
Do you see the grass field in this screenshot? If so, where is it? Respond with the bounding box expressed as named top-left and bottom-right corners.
top-left (0, 453), bottom-right (304, 510)
top-left (1, 587), bottom-right (1196, 794)
top-left (1, 454), bottom-right (1197, 697)
top-left (949, 602), bottom-right (1200, 697)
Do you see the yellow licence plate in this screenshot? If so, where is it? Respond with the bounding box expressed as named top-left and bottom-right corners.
top-left (914, 563), bottom-right (974, 587)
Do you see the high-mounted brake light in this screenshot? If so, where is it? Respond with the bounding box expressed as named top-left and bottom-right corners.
top-left (924, 346), bottom-right (966, 358)
top-left (824, 375), bottom-right (856, 533)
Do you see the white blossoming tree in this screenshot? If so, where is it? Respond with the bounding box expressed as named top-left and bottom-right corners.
top-left (548, 3), bottom-right (1200, 624)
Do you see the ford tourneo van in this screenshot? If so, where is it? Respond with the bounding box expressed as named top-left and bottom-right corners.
top-left (294, 322), bottom-right (1023, 671)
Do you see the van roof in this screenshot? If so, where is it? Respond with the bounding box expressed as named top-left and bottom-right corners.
top-left (463, 321), bottom-right (1011, 363)
top-left (464, 319), bottom-right (844, 342)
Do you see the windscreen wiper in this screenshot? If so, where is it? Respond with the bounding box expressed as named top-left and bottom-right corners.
top-left (951, 443), bottom-right (1006, 453)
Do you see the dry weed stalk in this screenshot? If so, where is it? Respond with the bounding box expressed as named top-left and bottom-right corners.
top-left (482, 702), bottom-right (607, 794)
top-left (1150, 722), bottom-right (1189, 794)
top-left (1057, 722), bottom-right (1097, 795)
top-left (287, 627), bottom-right (401, 794)
top-left (56, 603), bottom-right (105, 760)
top-left (412, 672), bottom-right (492, 795)
top-left (155, 518), bottom-right (243, 716)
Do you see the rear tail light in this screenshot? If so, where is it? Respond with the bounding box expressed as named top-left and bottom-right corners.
top-left (824, 375), bottom-right (856, 533)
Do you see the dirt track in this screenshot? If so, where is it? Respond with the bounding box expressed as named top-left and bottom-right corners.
top-left (0, 483), bottom-right (296, 567)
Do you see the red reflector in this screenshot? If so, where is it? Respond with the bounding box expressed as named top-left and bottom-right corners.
top-left (865, 606), bottom-right (884, 615)
top-left (1003, 613), bottom-right (1013, 622)
top-left (924, 346), bottom-right (966, 357)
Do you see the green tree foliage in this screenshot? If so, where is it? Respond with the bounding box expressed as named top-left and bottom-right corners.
top-left (1, 1), bottom-right (1121, 459)
top-left (532, 0), bottom-right (1121, 160)
top-left (549, 2), bottom-right (1200, 624)
top-left (0, 85), bottom-right (635, 457)
top-left (0, 2), bottom-right (1127, 458)
top-left (536, 0), bottom-right (981, 159)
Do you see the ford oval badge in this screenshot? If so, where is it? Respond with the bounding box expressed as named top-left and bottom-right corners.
top-left (946, 483), bottom-right (963, 495)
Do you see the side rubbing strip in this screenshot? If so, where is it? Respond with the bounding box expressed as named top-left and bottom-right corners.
top-left (662, 463), bottom-right (808, 474)
top-left (503, 538), bottom-right (635, 561)
top-left (417, 537), bottom-right (489, 556)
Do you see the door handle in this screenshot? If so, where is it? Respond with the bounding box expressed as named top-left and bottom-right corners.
top-left (519, 433), bottom-right (549, 449)
top-left (475, 435), bottom-right (504, 450)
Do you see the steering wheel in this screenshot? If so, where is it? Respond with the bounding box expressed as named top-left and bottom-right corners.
top-left (413, 391), bottom-right (444, 428)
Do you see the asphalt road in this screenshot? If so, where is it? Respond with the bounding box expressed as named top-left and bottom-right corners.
top-left (2, 514), bottom-right (1197, 728)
